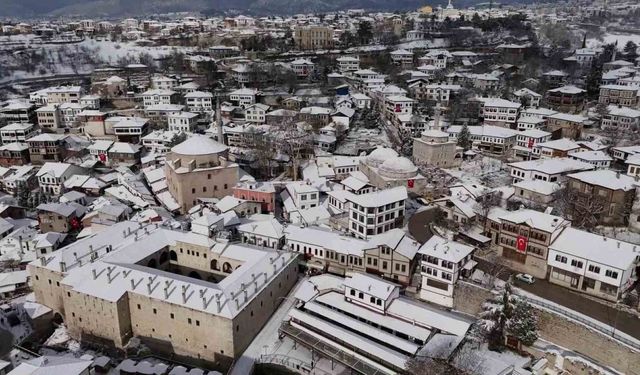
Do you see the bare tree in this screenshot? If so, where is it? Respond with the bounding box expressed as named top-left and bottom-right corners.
top-left (552, 186), bottom-right (607, 230)
top-left (482, 251), bottom-right (509, 289)
top-left (476, 191), bottom-right (503, 238)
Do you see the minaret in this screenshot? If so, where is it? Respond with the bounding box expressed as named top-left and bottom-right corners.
top-left (433, 101), bottom-right (442, 131)
top-left (447, 0), bottom-right (454, 9)
top-left (215, 96), bottom-right (225, 145)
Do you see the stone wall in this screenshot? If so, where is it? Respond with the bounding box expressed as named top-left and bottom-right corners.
top-left (453, 281), bottom-right (492, 316)
top-left (454, 282), bottom-right (640, 374)
top-left (536, 309), bottom-right (640, 374)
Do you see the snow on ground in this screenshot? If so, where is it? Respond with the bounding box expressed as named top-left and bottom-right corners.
top-left (444, 156), bottom-right (510, 189)
top-left (514, 287), bottom-right (640, 351)
top-left (453, 342), bottom-right (530, 375)
top-left (78, 38), bottom-right (195, 65)
top-left (587, 32), bottom-right (640, 50)
top-left (0, 37), bottom-right (196, 83)
top-left (533, 339), bottom-right (622, 375)
top-left (44, 325), bottom-right (81, 352)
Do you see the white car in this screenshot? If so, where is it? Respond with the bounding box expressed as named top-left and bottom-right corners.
top-left (515, 273), bottom-right (535, 284)
top-left (416, 197), bottom-right (430, 205)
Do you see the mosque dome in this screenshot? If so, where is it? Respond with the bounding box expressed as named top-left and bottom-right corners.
top-left (171, 135), bottom-right (227, 156)
top-left (378, 157), bottom-right (418, 179)
top-left (366, 147), bottom-right (399, 168)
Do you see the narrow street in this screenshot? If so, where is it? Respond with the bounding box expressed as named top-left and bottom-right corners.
top-left (407, 206), bottom-right (439, 244)
top-left (228, 276), bottom-right (308, 375)
top-left (475, 258), bottom-right (640, 341)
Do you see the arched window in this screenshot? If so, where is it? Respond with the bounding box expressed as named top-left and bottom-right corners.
top-left (169, 250), bottom-right (177, 261)
top-left (210, 259), bottom-right (219, 270)
top-left (223, 262), bottom-right (233, 273)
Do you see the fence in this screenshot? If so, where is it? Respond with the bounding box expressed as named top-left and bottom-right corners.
top-left (520, 295), bottom-right (640, 351)
top-left (258, 353), bottom-right (334, 375)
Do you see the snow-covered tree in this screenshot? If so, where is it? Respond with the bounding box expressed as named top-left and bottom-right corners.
top-left (509, 299), bottom-right (539, 346)
top-left (457, 124), bottom-right (472, 151)
top-left (479, 281), bottom-right (538, 350)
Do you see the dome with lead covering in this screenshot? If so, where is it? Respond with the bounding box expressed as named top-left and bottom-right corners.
top-left (379, 157), bottom-right (418, 179)
top-left (171, 135), bottom-right (227, 156)
top-left (366, 147), bottom-right (399, 167)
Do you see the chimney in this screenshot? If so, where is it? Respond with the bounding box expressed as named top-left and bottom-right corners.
top-left (130, 279), bottom-right (136, 289)
top-left (92, 269), bottom-right (97, 280)
top-left (59, 261), bottom-right (66, 272)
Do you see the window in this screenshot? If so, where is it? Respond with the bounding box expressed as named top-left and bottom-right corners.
top-left (153, 308), bottom-right (157, 314)
top-left (605, 270), bottom-right (619, 279)
top-left (350, 289), bottom-right (356, 296)
top-left (170, 313), bottom-right (175, 319)
top-left (570, 259), bottom-right (583, 268)
top-left (358, 292), bottom-right (363, 299)
top-left (588, 265), bottom-right (600, 274)
top-left (555, 255), bottom-right (567, 263)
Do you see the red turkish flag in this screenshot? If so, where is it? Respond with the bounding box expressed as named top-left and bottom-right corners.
top-left (407, 179), bottom-right (414, 188)
top-left (516, 236), bottom-right (527, 253)
top-left (99, 153), bottom-right (106, 162)
top-left (527, 139), bottom-right (534, 148)
top-left (395, 104), bottom-right (401, 112)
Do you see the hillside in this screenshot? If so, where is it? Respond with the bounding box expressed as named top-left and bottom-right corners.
top-left (0, 0), bottom-right (530, 18)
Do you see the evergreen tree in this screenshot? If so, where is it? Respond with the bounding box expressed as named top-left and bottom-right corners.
top-left (509, 300), bottom-right (539, 346)
top-left (480, 282), bottom-right (538, 350)
top-left (457, 124), bottom-right (472, 151)
top-left (624, 41), bottom-right (638, 62)
top-left (480, 282), bottom-right (516, 350)
top-left (357, 21), bottom-right (373, 45)
top-left (16, 184), bottom-right (30, 208)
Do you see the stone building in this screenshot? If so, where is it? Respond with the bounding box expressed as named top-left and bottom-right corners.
top-left (359, 147), bottom-right (426, 193)
top-left (412, 130), bottom-right (462, 168)
top-left (293, 25), bottom-right (334, 50)
top-left (165, 135), bottom-right (241, 214)
top-left (28, 221), bottom-right (298, 370)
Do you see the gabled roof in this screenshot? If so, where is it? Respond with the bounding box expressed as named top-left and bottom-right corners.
top-left (568, 170), bottom-right (637, 191)
top-left (418, 235), bottom-right (474, 263)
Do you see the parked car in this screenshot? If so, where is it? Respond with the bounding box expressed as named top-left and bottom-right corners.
top-left (515, 273), bottom-right (535, 284)
top-left (416, 197), bottom-right (430, 205)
